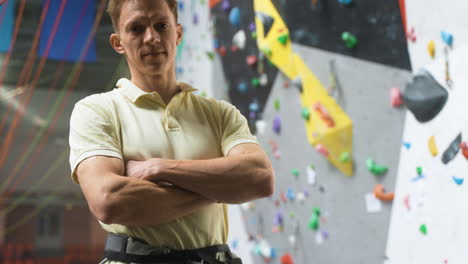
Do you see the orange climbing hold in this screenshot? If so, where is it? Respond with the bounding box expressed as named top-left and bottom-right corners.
top-left (374, 184), bottom-right (394, 202)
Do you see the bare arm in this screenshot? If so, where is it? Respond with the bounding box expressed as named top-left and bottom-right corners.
top-left (126, 143), bottom-right (275, 204)
top-left (76, 156), bottom-right (214, 226)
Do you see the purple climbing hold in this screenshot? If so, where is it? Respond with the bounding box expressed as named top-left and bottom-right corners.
top-left (273, 116), bottom-right (281, 134)
top-left (222, 0), bottom-right (231, 12)
top-left (249, 23), bottom-right (256, 32)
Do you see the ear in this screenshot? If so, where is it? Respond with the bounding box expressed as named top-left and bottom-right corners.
top-left (176, 24), bottom-right (183, 46)
top-left (110, 33), bottom-right (126, 55)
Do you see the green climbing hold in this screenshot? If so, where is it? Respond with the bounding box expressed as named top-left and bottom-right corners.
top-left (313, 207), bottom-right (321, 217)
top-left (252, 77), bottom-right (260, 87)
top-left (366, 158), bottom-right (388, 175)
top-left (340, 152), bottom-right (350, 163)
top-left (274, 98), bottom-right (280, 111)
top-left (206, 51), bottom-right (215, 60)
top-left (419, 224), bottom-right (427, 235)
top-left (291, 168), bottom-right (300, 177)
top-left (416, 166), bottom-right (422, 175)
top-left (289, 212), bottom-right (295, 218)
top-left (308, 214), bottom-right (319, 230)
top-left (261, 46), bottom-right (272, 57)
top-left (278, 34), bottom-right (289, 45)
top-left (301, 107), bottom-right (310, 120)
top-left (341, 32), bottom-right (357, 49)
top-left (251, 32), bottom-right (257, 39)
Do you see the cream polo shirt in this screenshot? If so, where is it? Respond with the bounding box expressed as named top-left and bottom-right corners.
top-left (69, 78), bottom-right (259, 253)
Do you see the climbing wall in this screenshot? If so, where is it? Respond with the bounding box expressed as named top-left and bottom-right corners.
top-left (385, 0), bottom-right (468, 263)
top-left (209, 0), bottom-right (414, 263)
top-left (238, 44), bottom-right (410, 264)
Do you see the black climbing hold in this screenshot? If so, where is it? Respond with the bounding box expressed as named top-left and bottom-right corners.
top-left (402, 70), bottom-right (448, 123)
top-left (255, 12), bottom-right (274, 38)
top-left (442, 133), bottom-right (462, 164)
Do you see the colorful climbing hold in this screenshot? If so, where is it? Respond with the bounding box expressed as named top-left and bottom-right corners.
top-left (274, 98), bottom-right (280, 111)
top-left (221, 0), bottom-right (230, 12)
top-left (292, 77), bottom-right (303, 93)
top-left (419, 224), bottom-right (427, 235)
top-left (308, 214), bottom-right (319, 230)
top-left (259, 74), bottom-right (268, 86)
top-left (246, 55), bottom-right (258, 66)
top-left (403, 141), bottom-right (411, 150)
top-left (273, 116), bottom-right (281, 134)
top-left (252, 77), bottom-right (260, 87)
top-left (249, 101), bottom-right (260, 112)
top-left (366, 158), bottom-right (388, 175)
top-left (441, 30), bottom-right (453, 47)
top-left (261, 46), bottom-right (272, 57)
top-left (459, 142), bottom-right (468, 159)
top-left (340, 152), bottom-right (350, 163)
top-left (313, 102), bottom-right (335, 128)
top-left (428, 136), bottom-right (438, 156)
top-left (373, 184), bottom-right (394, 202)
top-left (206, 51), bottom-right (215, 60)
top-left (291, 168), bottom-right (300, 177)
top-left (406, 27), bottom-right (416, 43)
top-left (229, 7), bottom-right (241, 27)
top-left (316, 144), bottom-right (329, 157)
top-left (390, 87), bottom-right (403, 107)
top-left (427, 40), bottom-right (435, 58)
top-left (338, 0), bottom-right (352, 5)
top-left (278, 34), bottom-right (289, 45)
top-left (416, 166), bottom-right (422, 175)
top-left (452, 176), bottom-right (464, 186)
top-left (237, 82), bottom-right (248, 93)
top-left (217, 46), bottom-right (227, 56)
top-left (232, 30), bottom-right (246, 50)
top-left (313, 207), bottom-right (321, 216)
top-left (341, 32), bottom-right (357, 48)
top-left (280, 253), bottom-right (294, 264)
top-left (301, 107), bottom-right (310, 120)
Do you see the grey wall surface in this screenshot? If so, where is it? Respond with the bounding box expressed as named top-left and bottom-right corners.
top-left (242, 43), bottom-right (411, 264)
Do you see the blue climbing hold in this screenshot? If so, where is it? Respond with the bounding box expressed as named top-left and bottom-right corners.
top-left (178, 1), bottom-right (184, 11)
top-left (338, 0), bottom-right (352, 5)
top-left (453, 176), bottom-right (464, 185)
top-left (286, 188), bottom-right (295, 201)
top-left (249, 101), bottom-right (259, 112)
top-left (238, 82), bottom-right (248, 93)
top-left (403, 141), bottom-right (411, 150)
top-left (441, 31), bottom-right (454, 47)
top-left (229, 7), bottom-right (241, 28)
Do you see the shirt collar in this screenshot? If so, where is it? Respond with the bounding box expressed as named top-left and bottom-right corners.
top-left (115, 78), bottom-right (197, 104)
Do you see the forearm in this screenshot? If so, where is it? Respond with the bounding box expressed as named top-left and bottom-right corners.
top-left (102, 175), bottom-right (213, 226)
top-left (148, 152), bottom-right (274, 204)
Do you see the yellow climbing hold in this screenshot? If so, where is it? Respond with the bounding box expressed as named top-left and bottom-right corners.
top-left (428, 135), bottom-right (438, 156)
top-left (254, 0), bottom-right (353, 176)
top-left (427, 40), bottom-right (435, 58)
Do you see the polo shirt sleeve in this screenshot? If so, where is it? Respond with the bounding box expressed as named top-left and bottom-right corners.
top-left (69, 96), bottom-right (122, 184)
top-left (219, 100), bottom-right (259, 156)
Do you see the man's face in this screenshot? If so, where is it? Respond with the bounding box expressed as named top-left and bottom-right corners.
top-left (111, 0), bottom-right (182, 77)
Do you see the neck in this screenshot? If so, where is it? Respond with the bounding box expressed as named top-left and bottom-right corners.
top-left (130, 70), bottom-right (179, 105)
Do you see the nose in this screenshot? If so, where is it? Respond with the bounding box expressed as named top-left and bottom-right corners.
top-left (144, 26), bottom-right (160, 44)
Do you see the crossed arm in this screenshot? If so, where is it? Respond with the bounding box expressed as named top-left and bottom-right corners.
top-left (76, 143), bottom-right (274, 227)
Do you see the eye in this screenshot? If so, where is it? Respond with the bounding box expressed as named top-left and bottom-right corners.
top-left (130, 24), bottom-right (144, 33)
top-left (155, 23), bottom-right (169, 31)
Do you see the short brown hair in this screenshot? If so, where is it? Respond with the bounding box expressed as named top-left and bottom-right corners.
top-left (107, 0), bottom-right (179, 32)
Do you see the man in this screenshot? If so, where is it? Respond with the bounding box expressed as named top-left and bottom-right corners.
top-left (68, 0), bottom-right (275, 263)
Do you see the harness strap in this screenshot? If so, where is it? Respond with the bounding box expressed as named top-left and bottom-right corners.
top-left (104, 234), bottom-right (235, 264)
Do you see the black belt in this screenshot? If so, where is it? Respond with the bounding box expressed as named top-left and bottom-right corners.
top-left (104, 234), bottom-right (241, 264)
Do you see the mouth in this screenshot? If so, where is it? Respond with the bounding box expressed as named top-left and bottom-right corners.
top-left (143, 51), bottom-right (166, 57)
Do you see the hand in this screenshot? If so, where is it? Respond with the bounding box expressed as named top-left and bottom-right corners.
top-left (125, 160), bottom-right (151, 180)
top-left (125, 158), bottom-right (170, 182)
